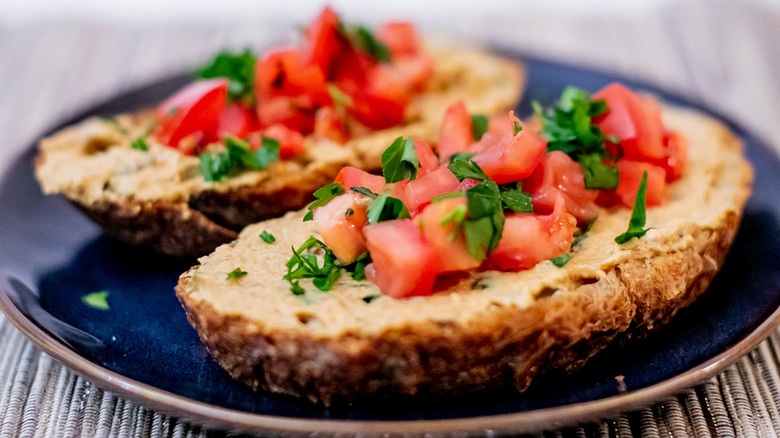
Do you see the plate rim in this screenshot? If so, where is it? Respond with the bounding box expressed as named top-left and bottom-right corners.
top-left (1, 54), bottom-right (779, 435)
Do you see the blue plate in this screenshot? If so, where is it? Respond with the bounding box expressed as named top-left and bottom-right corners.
top-left (1, 54), bottom-right (780, 435)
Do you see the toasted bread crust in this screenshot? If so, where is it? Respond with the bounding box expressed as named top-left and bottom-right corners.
top-left (174, 105), bottom-right (753, 404)
top-left (35, 47), bottom-right (524, 256)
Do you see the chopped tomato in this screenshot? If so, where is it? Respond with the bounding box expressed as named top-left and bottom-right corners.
top-left (255, 49), bottom-right (330, 102)
top-left (256, 96), bottom-right (319, 134)
top-left (313, 106), bottom-right (347, 143)
top-left (347, 91), bottom-right (407, 130)
top-left (488, 194), bottom-right (577, 271)
top-left (312, 192), bottom-right (369, 264)
top-left (217, 103), bottom-right (256, 139)
top-left (376, 22), bottom-right (421, 58)
top-left (658, 130), bottom-right (687, 182)
top-left (364, 219), bottom-right (439, 298)
top-left (592, 83), bottom-right (664, 161)
top-left (414, 139), bottom-right (439, 175)
top-left (368, 56), bottom-right (433, 102)
top-left (403, 165), bottom-right (461, 214)
top-left (437, 102), bottom-right (473, 158)
top-left (155, 78), bottom-right (228, 151)
top-left (256, 124), bottom-right (305, 159)
top-left (301, 6), bottom-right (342, 76)
top-left (523, 151), bottom-right (599, 224)
top-left (414, 198), bottom-right (480, 272)
top-left (615, 160), bottom-right (666, 207)
top-left (334, 167), bottom-right (386, 194)
top-left (473, 118), bottom-right (546, 184)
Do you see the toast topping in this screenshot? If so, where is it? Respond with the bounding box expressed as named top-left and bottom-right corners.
top-left (289, 84), bottom-right (688, 299)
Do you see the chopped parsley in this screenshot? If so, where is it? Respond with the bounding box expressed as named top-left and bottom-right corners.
top-left (534, 87), bottom-right (619, 190)
top-left (100, 116), bottom-right (129, 136)
top-left (226, 267), bottom-right (248, 280)
top-left (303, 183), bottom-right (346, 221)
top-left (500, 188), bottom-right (533, 213)
top-left (130, 136), bottom-right (149, 152)
top-left (196, 49), bottom-right (257, 104)
top-left (448, 156), bottom-right (488, 182)
top-left (283, 236), bottom-right (367, 294)
top-left (550, 253), bottom-right (573, 268)
top-left (259, 231), bottom-right (276, 243)
top-left (82, 291), bottom-right (110, 310)
top-left (615, 171), bottom-right (651, 244)
top-left (362, 294), bottom-right (382, 303)
top-left (327, 84), bottom-right (354, 109)
top-left (366, 192), bottom-right (410, 224)
top-left (350, 186), bottom-right (378, 199)
top-left (381, 136), bottom-right (420, 183)
top-left (463, 181), bottom-right (505, 262)
top-left (471, 114), bottom-right (489, 140)
top-left (342, 25), bottom-right (391, 63)
top-left (199, 136), bottom-right (280, 182)
top-left (513, 121), bottom-right (523, 135)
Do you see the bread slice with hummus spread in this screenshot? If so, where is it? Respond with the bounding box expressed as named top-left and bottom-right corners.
top-left (34, 46), bottom-right (523, 256)
top-left (175, 103), bottom-right (752, 404)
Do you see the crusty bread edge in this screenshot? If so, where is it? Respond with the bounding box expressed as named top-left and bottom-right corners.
top-left (175, 195), bottom-right (747, 404)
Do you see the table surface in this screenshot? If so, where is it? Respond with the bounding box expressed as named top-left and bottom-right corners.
top-left (2, 1), bottom-right (780, 436)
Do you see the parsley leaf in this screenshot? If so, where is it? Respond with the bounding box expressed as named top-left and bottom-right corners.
top-left (362, 294), bottom-right (382, 303)
top-left (366, 192), bottom-right (410, 224)
top-left (344, 252), bottom-right (371, 280)
top-left (199, 136), bottom-right (280, 182)
top-left (260, 231), bottom-right (276, 244)
top-left (82, 291), bottom-right (110, 310)
top-left (579, 153), bottom-right (619, 190)
top-left (381, 136), bottom-right (420, 183)
top-left (131, 136), bottom-right (149, 152)
top-left (471, 114), bottom-right (489, 141)
top-left (100, 116), bottom-right (129, 136)
top-left (550, 253), bottom-right (573, 267)
top-left (350, 186), bottom-right (378, 199)
top-left (196, 49), bottom-right (257, 104)
top-left (303, 183), bottom-right (346, 221)
top-left (226, 267), bottom-right (248, 280)
top-left (501, 189), bottom-right (533, 213)
top-left (535, 87), bottom-right (619, 189)
top-left (447, 156), bottom-right (488, 182)
top-left (284, 237), bottom-right (367, 294)
top-left (463, 181), bottom-right (505, 262)
top-left (343, 25), bottom-right (391, 63)
top-left (513, 121), bottom-right (523, 135)
top-left (615, 171), bottom-right (651, 244)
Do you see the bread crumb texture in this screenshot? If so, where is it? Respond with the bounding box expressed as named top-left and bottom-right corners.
top-left (176, 105), bottom-right (753, 403)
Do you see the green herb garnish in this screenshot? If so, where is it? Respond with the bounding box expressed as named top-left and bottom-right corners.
top-left (463, 181), bottom-right (505, 262)
top-left (362, 294), bottom-right (382, 303)
top-left (471, 114), bottom-right (489, 141)
top-left (82, 291), bottom-right (110, 310)
top-left (343, 25), bottom-right (391, 63)
top-left (366, 192), bottom-right (410, 224)
top-left (350, 186), bottom-right (378, 199)
top-left (381, 136), bottom-right (420, 183)
top-left (200, 136), bottom-right (280, 182)
top-left (550, 253), bottom-right (573, 267)
top-left (513, 121), bottom-right (523, 135)
top-left (500, 189), bottom-right (533, 213)
top-left (284, 236), bottom-right (366, 294)
top-left (100, 116), bottom-right (129, 136)
top-left (227, 267), bottom-right (248, 280)
top-left (196, 49), bottom-right (257, 104)
top-left (615, 171), bottom-right (651, 244)
top-left (535, 87), bottom-right (618, 190)
top-left (260, 231), bottom-right (276, 244)
top-left (303, 183), bottom-right (346, 221)
top-left (447, 156), bottom-right (488, 182)
top-left (131, 136), bottom-right (149, 152)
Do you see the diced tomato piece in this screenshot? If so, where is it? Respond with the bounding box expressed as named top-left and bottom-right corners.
top-left (334, 167), bottom-right (386, 193)
top-left (331, 50), bottom-right (376, 94)
top-left (437, 102), bottom-right (473, 158)
top-left (376, 22), bottom-right (421, 58)
top-left (368, 56), bottom-right (433, 102)
top-left (364, 219), bottom-right (440, 298)
top-left (658, 130), bottom-right (687, 182)
top-left (347, 91), bottom-right (407, 130)
top-left (523, 151), bottom-right (600, 224)
top-left (414, 139), bottom-right (439, 175)
top-left (473, 118), bottom-right (546, 184)
top-left (217, 103), bottom-right (256, 139)
top-left (301, 6), bottom-right (342, 76)
top-left (256, 49), bottom-right (330, 102)
top-left (254, 124), bottom-right (305, 159)
top-left (487, 194), bottom-right (577, 271)
top-left (615, 160), bottom-right (666, 207)
top-left (403, 165), bottom-right (460, 214)
top-left (155, 78), bottom-right (228, 151)
top-left (592, 83), bottom-right (664, 161)
top-left (312, 192), bottom-right (369, 264)
top-left (313, 106), bottom-right (347, 143)
top-left (414, 198), bottom-right (480, 272)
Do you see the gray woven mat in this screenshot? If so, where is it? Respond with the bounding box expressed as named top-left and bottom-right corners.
top-left (2, 1), bottom-right (780, 436)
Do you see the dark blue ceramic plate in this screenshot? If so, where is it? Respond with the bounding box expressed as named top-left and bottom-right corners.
top-left (2, 54), bottom-right (780, 436)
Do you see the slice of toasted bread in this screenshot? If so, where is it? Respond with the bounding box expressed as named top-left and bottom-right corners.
top-left (35, 47), bottom-right (524, 256)
top-left (175, 104), bottom-right (753, 404)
